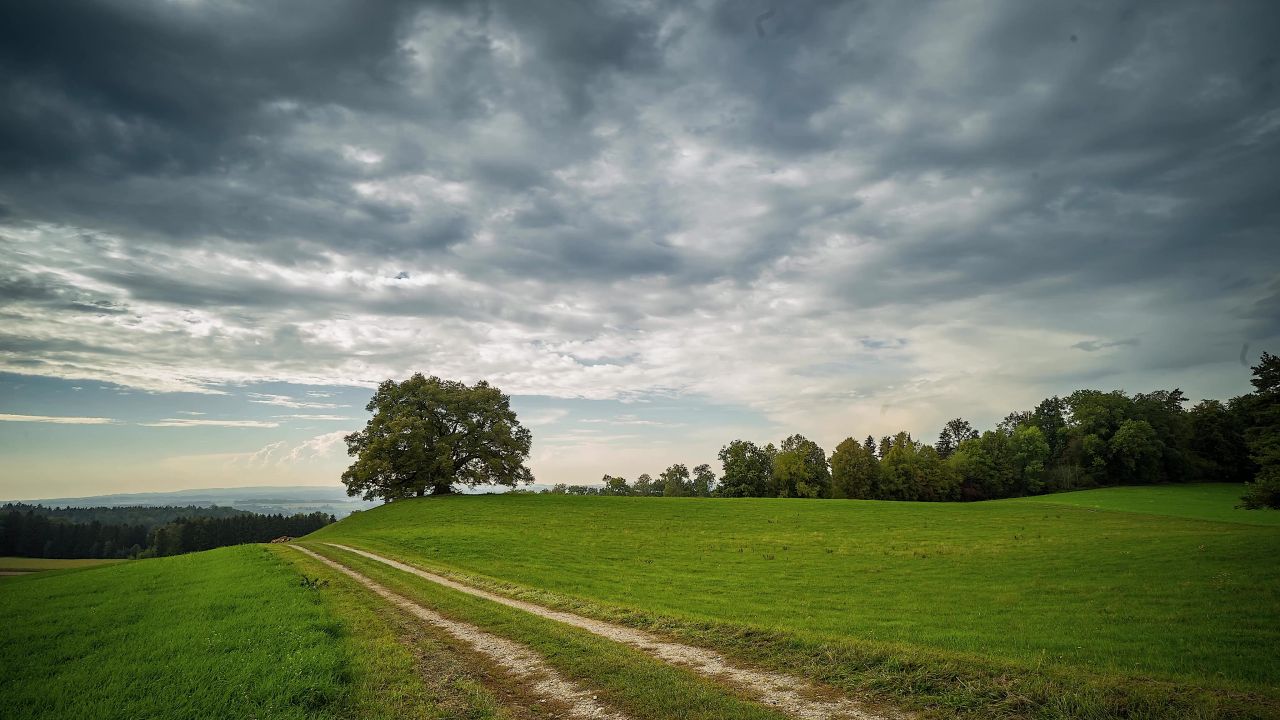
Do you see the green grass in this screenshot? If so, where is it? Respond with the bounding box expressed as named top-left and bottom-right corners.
top-left (0, 556), bottom-right (126, 572)
top-left (1007, 483), bottom-right (1280, 526)
top-left (302, 542), bottom-right (802, 720)
top-left (307, 486), bottom-right (1280, 718)
top-left (270, 545), bottom-right (513, 720)
top-left (0, 545), bottom-right (350, 719)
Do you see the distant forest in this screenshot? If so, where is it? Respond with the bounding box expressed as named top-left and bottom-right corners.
top-left (0, 504), bottom-right (333, 559)
top-left (551, 353), bottom-right (1280, 509)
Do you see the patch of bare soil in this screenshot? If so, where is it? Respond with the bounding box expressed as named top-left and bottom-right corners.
top-left (292, 545), bottom-right (629, 720)
top-left (325, 543), bottom-right (905, 720)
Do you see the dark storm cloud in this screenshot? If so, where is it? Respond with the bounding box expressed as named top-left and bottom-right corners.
top-left (0, 0), bottom-right (420, 173)
top-left (0, 0), bottom-right (1277, 417)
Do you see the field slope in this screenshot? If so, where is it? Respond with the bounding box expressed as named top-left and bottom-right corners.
top-left (1007, 483), bottom-right (1280, 526)
top-left (0, 556), bottom-right (125, 573)
top-left (0, 544), bottom-right (517, 720)
top-left (308, 485), bottom-right (1280, 717)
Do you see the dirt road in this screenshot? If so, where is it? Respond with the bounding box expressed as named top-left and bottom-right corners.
top-left (321, 542), bottom-right (902, 720)
top-left (292, 545), bottom-right (631, 720)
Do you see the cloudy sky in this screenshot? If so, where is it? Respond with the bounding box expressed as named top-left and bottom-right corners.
top-left (1, 0), bottom-right (1278, 500)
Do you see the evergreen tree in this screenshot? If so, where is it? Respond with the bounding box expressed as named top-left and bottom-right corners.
top-left (1241, 352), bottom-right (1280, 508)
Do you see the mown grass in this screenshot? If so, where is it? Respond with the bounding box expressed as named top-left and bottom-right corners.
top-left (0, 556), bottom-right (126, 572)
top-left (0, 545), bottom-right (348, 720)
top-left (308, 485), bottom-right (1280, 718)
top-left (1006, 483), bottom-right (1280, 526)
top-left (304, 542), bottom-right (807, 720)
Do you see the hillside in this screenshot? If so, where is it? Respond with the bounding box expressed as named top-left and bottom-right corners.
top-left (4, 484), bottom-right (1277, 720)
top-left (306, 485), bottom-right (1280, 716)
top-left (0, 545), bottom-right (522, 720)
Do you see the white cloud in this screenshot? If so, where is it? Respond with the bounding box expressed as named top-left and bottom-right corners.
top-left (522, 408), bottom-right (570, 427)
top-left (140, 418), bottom-right (280, 428)
top-left (285, 431), bottom-right (351, 463)
top-left (246, 393), bottom-right (344, 409)
top-left (0, 413), bottom-right (117, 425)
top-left (580, 415), bottom-right (683, 427)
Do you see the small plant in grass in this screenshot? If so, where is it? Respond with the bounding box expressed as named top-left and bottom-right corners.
top-left (300, 576), bottom-right (330, 590)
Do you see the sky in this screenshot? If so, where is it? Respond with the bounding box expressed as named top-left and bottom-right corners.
top-left (1, 0), bottom-right (1278, 500)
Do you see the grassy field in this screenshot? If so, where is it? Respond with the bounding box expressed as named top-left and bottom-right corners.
top-left (309, 484), bottom-right (1280, 717)
top-left (303, 542), bottom-right (815, 720)
top-left (0, 545), bottom-right (350, 719)
top-left (1007, 483), bottom-right (1280, 526)
top-left (271, 544), bottom-right (516, 720)
top-left (1, 541), bottom-right (614, 720)
top-left (0, 556), bottom-right (126, 573)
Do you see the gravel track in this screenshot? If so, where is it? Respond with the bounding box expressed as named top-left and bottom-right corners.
top-left (291, 545), bottom-right (630, 720)
top-left (323, 542), bottom-right (903, 720)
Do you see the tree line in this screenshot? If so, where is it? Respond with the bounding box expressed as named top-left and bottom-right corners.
top-left (0, 505), bottom-right (334, 559)
top-left (561, 353), bottom-right (1279, 508)
top-left (0, 503), bottom-right (250, 526)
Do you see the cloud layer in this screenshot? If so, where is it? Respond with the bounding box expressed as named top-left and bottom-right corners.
top-left (2, 0), bottom-right (1277, 447)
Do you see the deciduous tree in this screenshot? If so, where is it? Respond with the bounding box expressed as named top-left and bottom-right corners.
top-left (661, 464), bottom-right (692, 497)
top-left (1241, 352), bottom-right (1280, 509)
top-left (830, 437), bottom-right (879, 499)
top-left (600, 475), bottom-right (632, 496)
top-left (716, 440), bottom-right (773, 497)
top-left (341, 374), bottom-right (533, 500)
top-left (691, 464), bottom-right (716, 497)
top-left (771, 434), bottom-right (830, 498)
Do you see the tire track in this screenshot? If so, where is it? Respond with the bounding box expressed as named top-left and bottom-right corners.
top-left (290, 545), bottom-right (629, 720)
top-left (323, 542), bottom-right (903, 720)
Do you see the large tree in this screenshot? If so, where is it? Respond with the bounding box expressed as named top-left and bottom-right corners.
top-left (600, 475), bottom-right (632, 496)
top-left (716, 440), bottom-right (773, 497)
top-left (341, 374), bottom-right (533, 500)
top-left (691, 463), bottom-right (716, 497)
top-left (830, 436), bottom-right (879, 499)
top-left (1187, 399), bottom-right (1254, 483)
top-left (935, 418), bottom-right (978, 459)
top-left (633, 473), bottom-right (660, 496)
top-left (771, 434), bottom-right (831, 498)
top-left (1109, 418), bottom-right (1162, 484)
top-left (1241, 352), bottom-right (1280, 509)
top-left (1009, 424), bottom-right (1051, 494)
top-left (661, 463), bottom-right (692, 497)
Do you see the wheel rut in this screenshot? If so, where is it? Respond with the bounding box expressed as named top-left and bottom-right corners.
top-left (322, 542), bottom-right (905, 720)
top-left (290, 545), bottom-right (630, 720)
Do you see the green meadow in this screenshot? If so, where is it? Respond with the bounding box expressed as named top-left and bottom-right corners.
top-left (3, 484), bottom-right (1277, 719)
top-left (0, 542), bottom-right (534, 720)
top-left (0, 556), bottom-right (125, 573)
top-left (309, 485), bottom-right (1280, 714)
top-left (0, 546), bottom-right (351, 720)
top-left (1007, 482), bottom-right (1280, 526)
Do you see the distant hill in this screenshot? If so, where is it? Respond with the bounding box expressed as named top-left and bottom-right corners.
top-left (8, 486), bottom-right (382, 519)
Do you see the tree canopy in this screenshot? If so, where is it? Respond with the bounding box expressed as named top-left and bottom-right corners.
top-left (1241, 352), bottom-right (1280, 508)
top-left (341, 374), bottom-right (533, 500)
top-left (578, 353), bottom-right (1278, 508)
top-left (771, 434), bottom-right (831, 498)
